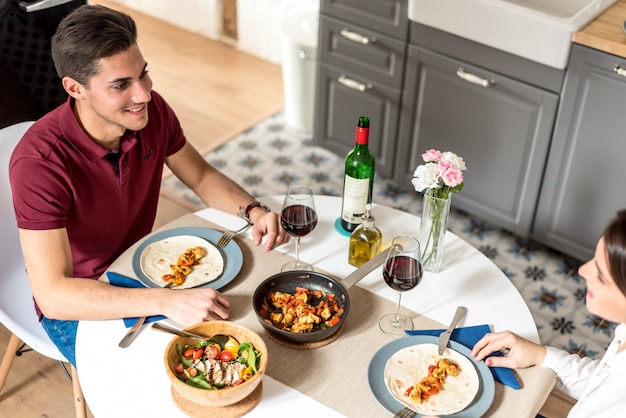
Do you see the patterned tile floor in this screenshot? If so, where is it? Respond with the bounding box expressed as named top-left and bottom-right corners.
top-left (162, 112), bottom-right (615, 360)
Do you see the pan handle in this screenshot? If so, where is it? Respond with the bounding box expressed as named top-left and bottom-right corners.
top-left (341, 246), bottom-right (391, 290)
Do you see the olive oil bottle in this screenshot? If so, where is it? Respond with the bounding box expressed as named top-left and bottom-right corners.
top-left (348, 204), bottom-right (382, 267)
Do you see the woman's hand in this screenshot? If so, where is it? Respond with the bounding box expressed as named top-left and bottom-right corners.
top-left (471, 330), bottom-right (547, 369)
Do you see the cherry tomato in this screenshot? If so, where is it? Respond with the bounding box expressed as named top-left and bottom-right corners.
top-left (223, 337), bottom-right (239, 356)
top-left (173, 363), bottom-right (185, 374)
top-left (240, 366), bottom-right (253, 381)
top-left (192, 347), bottom-right (203, 361)
top-left (219, 351), bottom-right (234, 362)
top-left (185, 367), bottom-right (197, 377)
top-left (183, 347), bottom-right (196, 360)
top-left (205, 343), bottom-right (221, 360)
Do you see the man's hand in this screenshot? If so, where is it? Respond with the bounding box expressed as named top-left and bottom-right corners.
top-left (249, 209), bottom-right (290, 251)
top-left (162, 287), bottom-right (231, 325)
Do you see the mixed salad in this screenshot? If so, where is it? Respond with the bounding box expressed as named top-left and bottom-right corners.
top-left (172, 336), bottom-right (262, 390)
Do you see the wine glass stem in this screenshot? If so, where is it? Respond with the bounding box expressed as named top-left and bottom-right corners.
top-left (295, 236), bottom-right (301, 264)
top-left (393, 291), bottom-right (403, 326)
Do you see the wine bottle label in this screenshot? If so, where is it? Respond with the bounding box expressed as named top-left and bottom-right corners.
top-left (342, 176), bottom-right (369, 223)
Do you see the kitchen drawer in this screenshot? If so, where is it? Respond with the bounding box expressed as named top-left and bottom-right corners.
top-left (321, 0), bottom-right (408, 40)
top-left (314, 63), bottom-right (400, 177)
top-left (319, 16), bottom-right (406, 90)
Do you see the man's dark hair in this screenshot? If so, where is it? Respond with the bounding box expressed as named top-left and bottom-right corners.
top-left (51, 4), bottom-right (137, 85)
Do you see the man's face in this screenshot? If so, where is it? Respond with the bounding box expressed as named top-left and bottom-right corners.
top-left (74, 43), bottom-right (153, 141)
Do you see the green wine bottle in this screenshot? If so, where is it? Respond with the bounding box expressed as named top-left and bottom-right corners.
top-left (340, 116), bottom-right (375, 232)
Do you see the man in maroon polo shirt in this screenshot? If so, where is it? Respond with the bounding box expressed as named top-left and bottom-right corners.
top-left (8, 4), bottom-right (288, 367)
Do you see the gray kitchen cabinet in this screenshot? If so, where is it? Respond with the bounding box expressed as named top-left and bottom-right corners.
top-left (313, 0), bottom-right (408, 177)
top-left (532, 44), bottom-right (626, 261)
top-left (396, 23), bottom-right (560, 235)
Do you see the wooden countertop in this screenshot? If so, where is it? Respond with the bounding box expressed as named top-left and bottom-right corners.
top-left (574, 0), bottom-right (626, 58)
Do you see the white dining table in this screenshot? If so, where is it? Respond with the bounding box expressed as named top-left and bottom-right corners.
top-left (75, 195), bottom-right (547, 417)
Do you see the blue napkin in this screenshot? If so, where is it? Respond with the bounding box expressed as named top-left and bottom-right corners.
top-left (405, 324), bottom-right (521, 390)
top-left (106, 271), bottom-right (166, 327)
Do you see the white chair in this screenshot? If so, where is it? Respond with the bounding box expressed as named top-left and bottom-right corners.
top-left (0, 121), bottom-right (87, 417)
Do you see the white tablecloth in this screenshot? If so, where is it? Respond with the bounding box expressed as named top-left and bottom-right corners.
top-left (75, 195), bottom-right (544, 417)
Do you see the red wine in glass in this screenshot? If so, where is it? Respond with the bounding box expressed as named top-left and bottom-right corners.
top-left (280, 186), bottom-right (317, 271)
top-left (379, 236), bottom-right (421, 336)
top-left (383, 256), bottom-right (423, 291)
top-left (280, 205), bottom-right (318, 237)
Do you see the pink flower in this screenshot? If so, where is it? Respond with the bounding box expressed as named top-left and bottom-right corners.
top-left (442, 168), bottom-right (464, 188)
top-left (438, 160), bottom-right (452, 171)
top-left (422, 149), bottom-right (441, 163)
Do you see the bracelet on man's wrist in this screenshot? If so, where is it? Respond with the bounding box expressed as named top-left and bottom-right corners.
top-left (238, 201), bottom-right (270, 223)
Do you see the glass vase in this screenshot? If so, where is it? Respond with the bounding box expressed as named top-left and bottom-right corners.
top-left (419, 190), bottom-right (451, 273)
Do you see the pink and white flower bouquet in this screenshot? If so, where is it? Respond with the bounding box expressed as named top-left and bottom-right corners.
top-left (411, 149), bottom-right (466, 199)
top-left (412, 149), bottom-right (467, 272)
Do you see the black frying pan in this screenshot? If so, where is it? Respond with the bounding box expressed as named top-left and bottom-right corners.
top-left (253, 270), bottom-right (350, 343)
top-left (252, 248), bottom-right (390, 344)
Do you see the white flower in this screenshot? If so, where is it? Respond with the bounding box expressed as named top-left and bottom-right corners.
top-left (411, 164), bottom-right (441, 192)
top-left (439, 151), bottom-right (466, 171)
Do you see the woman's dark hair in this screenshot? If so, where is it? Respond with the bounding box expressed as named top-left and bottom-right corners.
top-left (603, 209), bottom-right (626, 297)
top-left (51, 4), bottom-right (137, 85)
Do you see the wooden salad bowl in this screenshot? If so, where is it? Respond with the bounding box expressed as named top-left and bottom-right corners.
top-left (164, 320), bottom-right (268, 407)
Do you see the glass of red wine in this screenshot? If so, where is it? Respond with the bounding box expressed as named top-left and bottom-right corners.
top-left (379, 236), bottom-right (423, 337)
top-left (280, 186), bottom-right (318, 271)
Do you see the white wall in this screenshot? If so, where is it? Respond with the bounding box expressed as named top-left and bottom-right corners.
top-left (111, 0), bottom-right (320, 64)
top-left (111, 0), bottom-right (222, 39)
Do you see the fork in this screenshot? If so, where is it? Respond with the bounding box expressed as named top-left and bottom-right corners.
top-left (393, 407), bottom-right (415, 418)
top-left (216, 222), bottom-right (252, 248)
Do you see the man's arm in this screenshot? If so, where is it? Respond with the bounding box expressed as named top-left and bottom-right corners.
top-left (19, 228), bottom-right (230, 322)
top-left (165, 142), bottom-right (289, 250)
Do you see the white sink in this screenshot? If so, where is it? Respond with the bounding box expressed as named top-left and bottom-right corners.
top-left (408, 0), bottom-right (617, 69)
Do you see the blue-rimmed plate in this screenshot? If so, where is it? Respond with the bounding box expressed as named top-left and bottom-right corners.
top-left (368, 335), bottom-right (495, 417)
top-left (132, 227), bottom-right (243, 290)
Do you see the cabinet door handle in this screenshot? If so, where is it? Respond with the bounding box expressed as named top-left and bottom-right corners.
top-left (340, 28), bottom-right (376, 45)
top-left (456, 68), bottom-right (495, 88)
top-left (614, 65), bottom-right (626, 78)
top-left (338, 74), bottom-right (373, 92)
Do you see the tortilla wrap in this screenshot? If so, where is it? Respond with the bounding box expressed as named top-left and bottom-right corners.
top-left (140, 235), bottom-right (224, 289)
top-left (384, 343), bottom-right (479, 415)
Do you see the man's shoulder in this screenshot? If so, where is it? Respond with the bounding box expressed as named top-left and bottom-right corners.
top-left (24, 100), bottom-right (74, 143)
top-left (11, 102), bottom-right (78, 167)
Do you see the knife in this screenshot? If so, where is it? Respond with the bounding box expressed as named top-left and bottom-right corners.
top-left (438, 306), bottom-right (467, 355)
top-left (118, 281), bottom-right (175, 348)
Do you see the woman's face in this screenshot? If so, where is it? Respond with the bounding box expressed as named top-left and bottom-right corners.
top-left (579, 237), bottom-right (626, 324)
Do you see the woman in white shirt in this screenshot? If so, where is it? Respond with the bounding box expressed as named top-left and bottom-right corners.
top-left (472, 210), bottom-right (626, 417)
